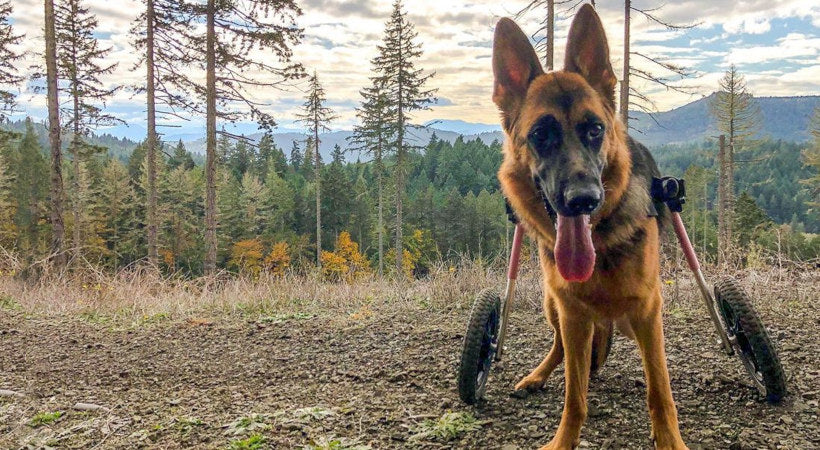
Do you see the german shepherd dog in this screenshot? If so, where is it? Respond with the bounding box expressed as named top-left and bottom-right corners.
top-left (493, 5), bottom-right (688, 449)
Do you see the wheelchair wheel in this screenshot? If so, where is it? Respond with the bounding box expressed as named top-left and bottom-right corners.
top-left (714, 278), bottom-right (787, 403)
top-left (458, 290), bottom-right (501, 404)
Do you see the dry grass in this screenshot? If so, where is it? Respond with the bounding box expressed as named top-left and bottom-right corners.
top-left (0, 257), bottom-right (545, 321)
top-left (1, 253), bottom-right (816, 323)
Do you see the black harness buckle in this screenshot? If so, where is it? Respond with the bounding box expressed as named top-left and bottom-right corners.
top-left (651, 177), bottom-right (686, 213)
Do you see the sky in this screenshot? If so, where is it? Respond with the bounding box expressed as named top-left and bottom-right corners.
top-left (6, 0), bottom-right (820, 136)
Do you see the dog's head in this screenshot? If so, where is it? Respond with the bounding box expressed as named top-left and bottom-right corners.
top-left (493, 5), bottom-right (622, 281)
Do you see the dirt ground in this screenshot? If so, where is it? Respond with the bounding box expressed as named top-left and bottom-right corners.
top-left (1, 278), bottom-right (818, 449)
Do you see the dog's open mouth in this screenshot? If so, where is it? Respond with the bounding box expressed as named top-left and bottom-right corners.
top-left (555, 214), bottom-right (596, 282)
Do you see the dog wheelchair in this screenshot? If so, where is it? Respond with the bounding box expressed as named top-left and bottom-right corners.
top-left (457, 176), bottom-right (787, 405)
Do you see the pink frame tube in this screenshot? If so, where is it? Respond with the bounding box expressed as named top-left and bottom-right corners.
top-left (507, 224), bottom-right (525, 280)
top-left (672, 211), bottom-right (700, 272)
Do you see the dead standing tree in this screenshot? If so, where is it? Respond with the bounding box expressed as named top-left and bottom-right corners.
top-left (131, 0), bottom-right (199, 265)
top-left (515, 0), bottom-right (581, 71)
top-left (295, 71), bottom-right (337, 268)
top-left (710, 65), bottom-right (762, 266)
top-left (194, 0), bottom-right (305, 274)
top-left (44, 0), bottom-right (67, 268)
top-left (53, 0), bottom-right (123, 262)
top-left (620, 1), bottom-right (698, 127)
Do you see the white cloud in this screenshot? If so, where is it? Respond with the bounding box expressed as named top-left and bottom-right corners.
top-left (725, 34), bottom-right (820, 65)
top-left (6, 0), bottom-right (820, 129)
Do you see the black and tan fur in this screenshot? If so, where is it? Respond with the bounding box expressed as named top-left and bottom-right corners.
top-left (493, 5), bottom-right (687, 449)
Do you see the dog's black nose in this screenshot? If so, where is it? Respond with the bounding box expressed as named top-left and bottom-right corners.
top-left (565, 187), bottom-right (601, 216)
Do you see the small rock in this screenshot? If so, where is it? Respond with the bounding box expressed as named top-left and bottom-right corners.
top-left (500, 445), bottom-right (518, 450)
top-left (632, 377), bottom-right (646, 387)
top-left (779, 415), bottom-right (794, 425)
top-left (73, 402), bottom-right (110, 412)
top-left (579, 440), bottom-right (591, 448)
top-left (0, 389), bottom-right (24, 398)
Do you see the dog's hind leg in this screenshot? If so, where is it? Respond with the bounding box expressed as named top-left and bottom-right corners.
top-left (515, 296), bottom-right (563, 392)
top-left (590, 321), bottom-right (613, 376)
top-left (630, 288), bottom-right (688, 450)
top-left (515, 329), bottom-right (563, 391)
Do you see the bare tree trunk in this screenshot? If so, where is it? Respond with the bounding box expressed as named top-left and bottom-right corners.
top-left (204, 0), bottom-right (217, 274)
top-left (717, 134), bottom-right (727, 267)
top-left (45, 0), bottom-right (66, 267)
top-left (314, 110), bottom-right (321, 268)
top-left (545, 0), bottom-right (554, 70)
top-left (146, 0), bottom-right (158, 265)
top-left (703, 182), bottom-right (707, 258)
top-left (377, 161), bottom-right (383, 276)
top-left (72, 82), bottom-right (81, 262)
top-left (619, 0), bottom-right (630, 126)
top-left (726, 140), bottom-right (734, 250)
top-left (395, 18), bottom-right (404, 274)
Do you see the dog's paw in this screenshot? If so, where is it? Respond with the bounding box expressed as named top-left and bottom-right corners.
top-left (537, 439), bottom-right (576, 450)
top-left (514, 373), bottom-right (547, 392)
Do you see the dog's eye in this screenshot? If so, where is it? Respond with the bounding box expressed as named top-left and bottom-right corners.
top-left (528, 115), bottom-right (561, 156)
top-left (587, 123), bottom-right (604, 140)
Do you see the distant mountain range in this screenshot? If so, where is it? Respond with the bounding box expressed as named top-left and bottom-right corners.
top-left (5, 94), bottom-right (817, 161)
top-left (179, 94), bottom-right (816, 160)
top-left (629, 94), bottom-right (819, 147)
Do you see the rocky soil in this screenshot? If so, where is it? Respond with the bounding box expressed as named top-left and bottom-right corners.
top-left (1, 282), bottom-right (818, 449)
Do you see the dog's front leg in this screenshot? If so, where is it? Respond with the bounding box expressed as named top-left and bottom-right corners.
top-left (630, 290), bottom-right (688, 450)
top-left (540, 311), bottom-right (593, 450)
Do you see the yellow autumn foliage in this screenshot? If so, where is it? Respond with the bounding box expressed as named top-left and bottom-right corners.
top-left (321, 231), bottom-right (371, 281)
top-left (228, 239), bottom-right (263, 276)
top-left (265, 242), bottom-right (291, 276)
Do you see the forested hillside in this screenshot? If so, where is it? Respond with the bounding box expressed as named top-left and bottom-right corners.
top-left (2, 117), bottom-right (816, 277)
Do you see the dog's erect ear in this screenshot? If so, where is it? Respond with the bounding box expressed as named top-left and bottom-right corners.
top-left (493, 18), bottom-right (543, 126)
top-left (564, 4), bottom-right (617, 109)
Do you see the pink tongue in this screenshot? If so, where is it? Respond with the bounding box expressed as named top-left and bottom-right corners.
top-left (555, 214), bottom-right (596, 282)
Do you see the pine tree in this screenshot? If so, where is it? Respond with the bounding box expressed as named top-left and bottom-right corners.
top-left (97, 158), bottom-right (137, 268)
top-left (372, 0), bottom-right (436, 273)
top-left (288, 140), bottom-right (302, 172)
top-left (256, 132), bottom-right (286, 178)
top-left (53, 0), bottom-right (122, 261)
top-left (0, 144), bottom-right (16, 247)
top-left (263, 166), bottom-right (294, 238)
top-left (0, 0), bottom-right (24, 127)
top-left (734, 191), bottom-right (771, 247)
top-left (331, 144), bottom-right (344, 165)
top-left (710, 65), bottom-right (762, 258)
top-left (197, 0), bottom-right (305, 274)
top-left (168, 139), bottom-right (195, 170)
top-left (321, 156), bottom-right (353, 241)
top-left (132, 0), bottom-right (198, 266)
top-left (349, 81), bottom-right (393, 274)
top-left (296, 71), bottom-right (337, 267)
top-left (227, 138), bottom-right (254, 181)
top-left (239, 172), bottom-right (267, 239)
top-left (44, 0), bottom-right (67, 267)
top-left (13, 119), bottom-right (49, 258)
top-left (160, 164), bottom-right (203, 272)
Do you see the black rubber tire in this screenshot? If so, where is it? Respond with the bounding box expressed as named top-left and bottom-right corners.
top-left (458, 290), bottom-right (501, 405)
top-left (590, 322), bottom-right (614, 375)
top-left (714, 278), bottom-right (787, 403)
